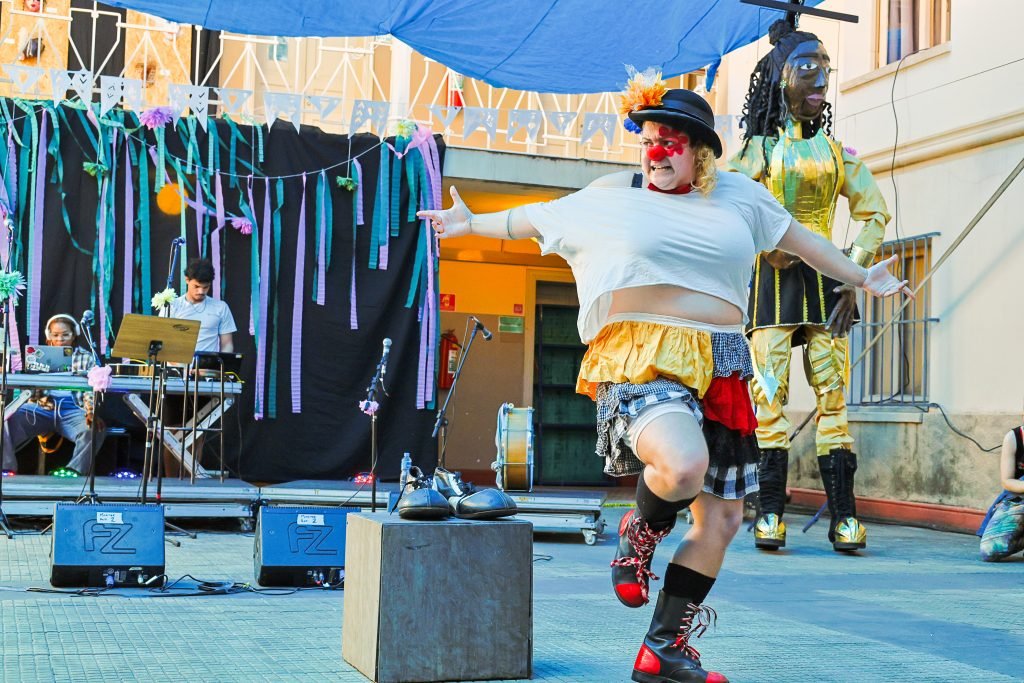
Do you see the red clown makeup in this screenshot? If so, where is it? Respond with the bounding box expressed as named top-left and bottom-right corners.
top-left (645, 126), bottom-right (689, 162)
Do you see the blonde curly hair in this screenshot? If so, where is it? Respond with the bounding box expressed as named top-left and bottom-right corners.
top-left (691, 142), bottom-right (718, 197)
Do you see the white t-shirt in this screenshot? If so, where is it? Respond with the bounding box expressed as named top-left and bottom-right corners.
top-left (166, 295), bottom-right (237, 352)
top-left (523, 172), bottom-right (793, 343)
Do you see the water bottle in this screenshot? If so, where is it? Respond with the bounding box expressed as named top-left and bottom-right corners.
top-left (399, 452), bottom-right (412, 491)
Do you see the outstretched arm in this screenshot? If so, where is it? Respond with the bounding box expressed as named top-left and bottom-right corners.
top-left (416, 186), bottom-right (540, 240)
top-left (777, 219), bottom-right (913, 299)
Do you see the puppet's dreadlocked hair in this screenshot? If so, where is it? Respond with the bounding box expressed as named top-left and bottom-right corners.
top-left (738, 19), bottom-right (833, 167)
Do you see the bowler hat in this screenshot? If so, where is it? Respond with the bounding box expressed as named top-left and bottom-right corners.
top-left (628, 89), bottom-right (722, 158)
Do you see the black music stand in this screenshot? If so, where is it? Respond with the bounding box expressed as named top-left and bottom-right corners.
top-left (111, 315), bottom-right (198, 517)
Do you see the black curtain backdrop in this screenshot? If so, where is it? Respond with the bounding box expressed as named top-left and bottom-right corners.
top-left (22, 108), bottom-right (442, 482)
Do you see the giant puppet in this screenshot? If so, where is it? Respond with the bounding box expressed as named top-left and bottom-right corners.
top-left (730, 20), bottom-right (891, 552)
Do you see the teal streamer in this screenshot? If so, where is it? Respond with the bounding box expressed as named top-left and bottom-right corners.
top-left (44, 108), bottom-right (88, 255)
top-left (369, 145), bottom-right (389, 269)
top-left (267, 178), bottom-right (284, 419)
top-left (406, 152), bottom-right (420, 222)
top-left (389, 138), bottom-right (405, 236)
top-left (312, 171), bottom-right (324, 300)
top-left (324, 173), bottom-right (333, 266)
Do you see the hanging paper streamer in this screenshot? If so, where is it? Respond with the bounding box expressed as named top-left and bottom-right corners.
top-left (26, 108), bottom-right (48, 346)
top-left (369, 145), bottom-right (389, 270)
top-left (463, 107), bottom-right (499, 141)
top-left (508, 109), bottom-right (542, 142)
top-left (244, 178), bottom-right (259, 337)
top-left (580, 113), bottom-right (617, 146)
top-left (267, 178), bottom-right (284, 419)
top-left (290, 174), bottom-right (307, 413)
top-left (350, 158), bottom-right (363, 330)
top-left (123, 142), bottom-right (134, 316)
top-left (213, 172), bottom-right (225, 300)
top-left (254, 178), bottom-right (272, 419)
top-left (313, 170), bottom-right (332, 305)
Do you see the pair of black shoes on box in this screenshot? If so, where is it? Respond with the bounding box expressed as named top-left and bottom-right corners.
top-left (396, 467), bottom-right (517, 521)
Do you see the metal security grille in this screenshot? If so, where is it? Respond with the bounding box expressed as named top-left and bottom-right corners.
top-left (848, 233), bottom-right (938, 406)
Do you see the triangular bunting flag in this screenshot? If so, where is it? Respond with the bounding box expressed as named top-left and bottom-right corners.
top-left (508, 109), bottom-right (542, 142)
top-left (463, 106), bottom-right (498, 141)
top-left (545, 110), bottom-right (577, 135)
top-left (264, 92), bottom-right (303, 133)
top-left (3, 65), bottom-right (44, 95)
top-left (427, 104), bottom-right (460, 128)
top-left (216, 87), bottom-right (253, 115)
top-left (307, 95), bottom-right (340, 121)
top-left (170, 84), bottom-right (211, 130)
top-left (349, 99), bottom-right (389, 134)
top-left (580, 113), bottom-right (617, 146)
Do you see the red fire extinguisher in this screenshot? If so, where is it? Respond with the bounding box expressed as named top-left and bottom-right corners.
top-left (438, 330), bottom-right (461, 390)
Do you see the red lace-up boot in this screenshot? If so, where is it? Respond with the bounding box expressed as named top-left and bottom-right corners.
top-left (611, 509), bottom-right (674, 608)
top-left (631, 591), bottom-right (728, 683)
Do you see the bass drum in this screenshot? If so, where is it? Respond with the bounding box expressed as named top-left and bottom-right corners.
top-left (493, 403), bottom-right (534, 492)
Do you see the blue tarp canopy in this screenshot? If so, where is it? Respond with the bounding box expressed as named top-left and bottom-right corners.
top-left (102, 0), bottom-right (823, 94)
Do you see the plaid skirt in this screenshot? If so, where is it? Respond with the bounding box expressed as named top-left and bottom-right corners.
top-left (594, 331), bottom-right (760, 500)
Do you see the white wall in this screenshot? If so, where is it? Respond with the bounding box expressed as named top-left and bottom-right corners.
top-left (717, 0), bottom-right (1024, 414)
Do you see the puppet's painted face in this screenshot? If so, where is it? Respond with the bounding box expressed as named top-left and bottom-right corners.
top-left (781, 40), bottom-right (831, 122)
top-left (640, 122), bottom-right (695, 191)
top-left (24, 0), bottom-right (42, 12)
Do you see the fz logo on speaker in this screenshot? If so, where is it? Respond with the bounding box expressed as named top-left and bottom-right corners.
top-left (83, 521), bottom-right (136, 554)
top-left (287, 523), bottom-right (336, 556)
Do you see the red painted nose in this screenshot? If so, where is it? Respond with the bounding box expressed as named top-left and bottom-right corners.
top-left (647, 145), bottom-right (668, 162)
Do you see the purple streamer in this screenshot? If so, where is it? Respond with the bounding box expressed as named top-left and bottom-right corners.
top-left (6, 301), bottom-right (20, 371)
top-left (316, 170), bottom-right (326, 306)
top-left (291, 174), bottom-right (306, 413)
top-left (123, 142), bottom-right (134, 316)
top-left (246, 179), bottom-right (258, 337)
top-left (254, 178), bottom-right (272, 420)
top-left (350, 159), bottom-right (363, 330)
top-left (28, 111), bottom-right (47, 347)
top-left (195, 173), bottom-right (206, 255)
top-left (213, 173), bottom-right (225, 300)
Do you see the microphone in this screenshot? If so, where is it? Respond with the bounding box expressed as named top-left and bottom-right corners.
top-left (2, 216), bottom-right (13, 232)
top-left (79, 309), bottom-right (94, 328)
top-left (379, 338), bottom-right (392, 377)
top-left (172, 236), bottom-right (186, 246)
top-left (469, 315), bottom-right (493, 341)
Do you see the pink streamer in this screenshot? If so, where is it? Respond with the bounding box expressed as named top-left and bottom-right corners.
top-left (290, 174), bottom-right (306, 413)
top-left (195, 173), bottom-right (206, 255)
top-left (315, 170), bottom-right (326, 306)
top-left (6, 300), bottom-right (20, 371)
top-left (27, 111), bottom-right (47, 347)
top-left (254, 178), bottom-right (272, 420)
top-left (87, 365), bottom-right (113, 392)
top-left (123, 143), bottom-right (134, 316)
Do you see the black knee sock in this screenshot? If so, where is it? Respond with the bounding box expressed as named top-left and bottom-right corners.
top-left (663, 563), bottom-right (716, 605)
top-left (636, 472), bottom-right (696, 531)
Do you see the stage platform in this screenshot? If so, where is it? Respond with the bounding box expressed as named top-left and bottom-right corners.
top-left (0, 477), bottom-right (608, 542)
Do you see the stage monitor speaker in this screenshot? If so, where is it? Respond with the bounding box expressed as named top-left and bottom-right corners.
top-left (50, 503), bottom-right (166, 588)
top-left (254, 506), bottom-right (356, 587)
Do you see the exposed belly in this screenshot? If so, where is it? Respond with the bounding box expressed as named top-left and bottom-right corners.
top-left (608, 285), bottom-right (743, 325)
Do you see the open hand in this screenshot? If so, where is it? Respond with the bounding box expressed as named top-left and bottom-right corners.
top-left (825, 285), bottom-right (858, 337)
top-left (862, 254), bottom-right (914, 299)
top-left (416, 186), bottom-right (473, 239)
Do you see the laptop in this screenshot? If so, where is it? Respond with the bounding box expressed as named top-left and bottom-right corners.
top-left (193, 351), bottom-right (243, 375)
top-left (23, 344), bottom-right (75, 373)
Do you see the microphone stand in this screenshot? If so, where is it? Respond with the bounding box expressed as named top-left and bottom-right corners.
top-left (363, 355), bottom-right (387, 513)
top-left (79, 315), bottom-right (102, 505)
top-left (0, 223), bottom-right (15, 538)
top-left (432, 320), bottom-right (483, 472)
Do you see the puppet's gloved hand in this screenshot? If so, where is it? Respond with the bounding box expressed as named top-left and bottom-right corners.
top-left (826, 285), bottom-right (858, 337)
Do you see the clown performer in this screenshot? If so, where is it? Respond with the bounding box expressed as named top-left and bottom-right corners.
top-left (729, 20), bottom-right (891, 553)
top-left (419, 70), bottom-right (910, 683)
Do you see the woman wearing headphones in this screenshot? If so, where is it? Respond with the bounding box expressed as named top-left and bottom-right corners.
top-left (0, 314), bottom-right (102, 476)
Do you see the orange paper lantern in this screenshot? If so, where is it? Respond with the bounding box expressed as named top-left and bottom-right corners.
top-left (156, 183), bottom-right (185, 215)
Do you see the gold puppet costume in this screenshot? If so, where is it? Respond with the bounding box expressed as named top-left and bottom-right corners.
top-left (728, 118), bottom-right (889, 455)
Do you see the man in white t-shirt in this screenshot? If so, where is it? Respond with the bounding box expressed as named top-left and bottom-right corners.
top-left (166, 258), bottom-right (236, 353)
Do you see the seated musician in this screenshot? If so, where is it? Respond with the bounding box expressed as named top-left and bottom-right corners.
top-left (163, 257), bottom-right (236, 353)
top-left (1, 314), bottom-right (103, 476)
top-left (978, 419), bottom-right (1024, 561)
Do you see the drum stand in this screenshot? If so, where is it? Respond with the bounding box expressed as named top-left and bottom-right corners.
top-left (431, 321), bottom-right (485, 472)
